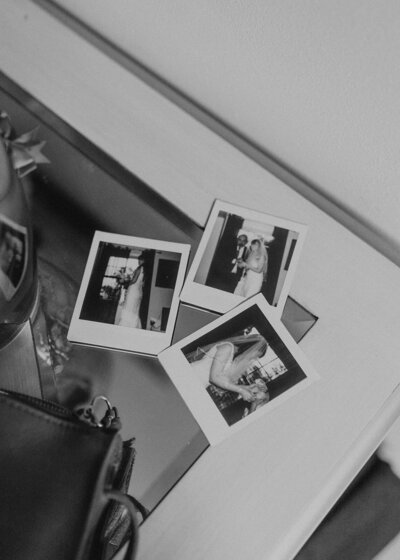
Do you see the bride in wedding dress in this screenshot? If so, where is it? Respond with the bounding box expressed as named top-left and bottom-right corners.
top-left (115, 257), bottom-right (145, 328)
top-left (188, 333), bottom-right (269, 404)
top-left (234, 238), bottom-right (268, 298)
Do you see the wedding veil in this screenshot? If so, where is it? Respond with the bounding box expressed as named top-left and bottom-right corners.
top-left (187, 332), bottom-right (267, 364)
top-left (250, 237), bottom-right (269, 278)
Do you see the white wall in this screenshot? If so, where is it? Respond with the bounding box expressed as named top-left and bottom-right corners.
top-left (147, 251), bottom-right (180, 330)
top-left (55, 0), bottom-right (400, 252)
top-left (273, 230), bottom-right (298, 307)
top-left (194, 215), bottom-right (224, 284)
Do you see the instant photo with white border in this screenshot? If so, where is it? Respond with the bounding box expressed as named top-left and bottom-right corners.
top-left (159, 293), bottom-right (319, 445)
top-left (68, 231), bottom-right (190, 355)
top-left (180, 200), bottom-right (307, 314)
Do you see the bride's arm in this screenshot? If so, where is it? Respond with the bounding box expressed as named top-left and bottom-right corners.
top-left (243, 255), bottom-right (266, 273)
top-left (209, 344), bottom-right (255, 402)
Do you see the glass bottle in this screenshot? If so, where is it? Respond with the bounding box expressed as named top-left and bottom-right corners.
top-left (0, 135), bottom-right (37, 347)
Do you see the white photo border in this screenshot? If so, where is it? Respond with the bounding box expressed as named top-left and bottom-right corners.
top-left (159, 293), bottom-right (319, 445)
top-left (68, 230), bottom-right (191, 356)
top-left (180, 199), bottom-right (307, 314)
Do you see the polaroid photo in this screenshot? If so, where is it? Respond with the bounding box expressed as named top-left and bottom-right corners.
top-left (68, 231), bottom-right (190, 355)
top-left (180, 199), bottom-right (307, 314)
top-left (159, 293), bottom-right (319, 445)
top-left (0, 213), bottom-right (28, 304)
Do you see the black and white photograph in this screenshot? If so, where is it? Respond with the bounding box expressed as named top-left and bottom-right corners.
top-left (159, 293), bottom-right (318, 445)
top-left (0, 213), bottom-right (27, 304)
top-left (68, 231), bottom-right (190, 355)
top-left (180, 200), bottom-right (307, 314)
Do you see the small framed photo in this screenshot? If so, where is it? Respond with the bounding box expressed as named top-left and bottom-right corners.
top-left (180, 200), bottom-right (307, 314)
top-left (68, 231), bottom-right (190, 355)
top-left (0, 213), bottom-right (28, 303)
top-left (159, 293), bottom-right (319, 445)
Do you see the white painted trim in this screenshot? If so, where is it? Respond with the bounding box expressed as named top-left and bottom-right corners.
top-left (30, 0), bottom-right (400, 268)
top-left (2, 0), bottom-right (399, 266)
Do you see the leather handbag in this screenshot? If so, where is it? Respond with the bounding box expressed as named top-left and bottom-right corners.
top-left (0, 389), bottom-right (146, 560)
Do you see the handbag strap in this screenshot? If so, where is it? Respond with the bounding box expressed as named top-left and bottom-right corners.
top-left (127, 494), bottom-right (150, 522)
top-left (103, 489), bottom-right (140, 560)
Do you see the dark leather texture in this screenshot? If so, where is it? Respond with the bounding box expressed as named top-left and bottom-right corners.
top-left (0, 390), bottom-right (134, 560)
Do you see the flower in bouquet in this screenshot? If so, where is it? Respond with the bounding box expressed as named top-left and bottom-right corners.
top-left (115, 267), bottom-right (132, 288)
top-left (115, 267), bottom-right (134, 305)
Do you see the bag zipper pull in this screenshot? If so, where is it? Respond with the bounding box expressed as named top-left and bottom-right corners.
top-left (75, 395), bottom-right (121, 431)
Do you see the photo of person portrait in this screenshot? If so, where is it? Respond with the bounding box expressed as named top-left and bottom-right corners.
top-left (180, 200), bottom-right (307, 314)
top-left (185, 330), bottom-right (271, 427)
top-left (0, 214), bottom-right (27, 304)
top-left (159, 294), bottom-right (319, 445)
top-left (68, 232), bottom-right (190, 355)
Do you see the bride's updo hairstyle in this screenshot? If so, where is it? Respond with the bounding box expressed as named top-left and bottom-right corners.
top-left (250, 238), bottom-right (262, 251)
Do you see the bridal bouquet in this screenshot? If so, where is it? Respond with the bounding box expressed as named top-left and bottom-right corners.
top-left (115, 268), bottom-right (132, 305)
top-left (115, 268), bottom-right (132, 288)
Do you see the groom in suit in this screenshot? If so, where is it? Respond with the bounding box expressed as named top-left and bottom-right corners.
top-left (228, 234), bottom-right (248, 292)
